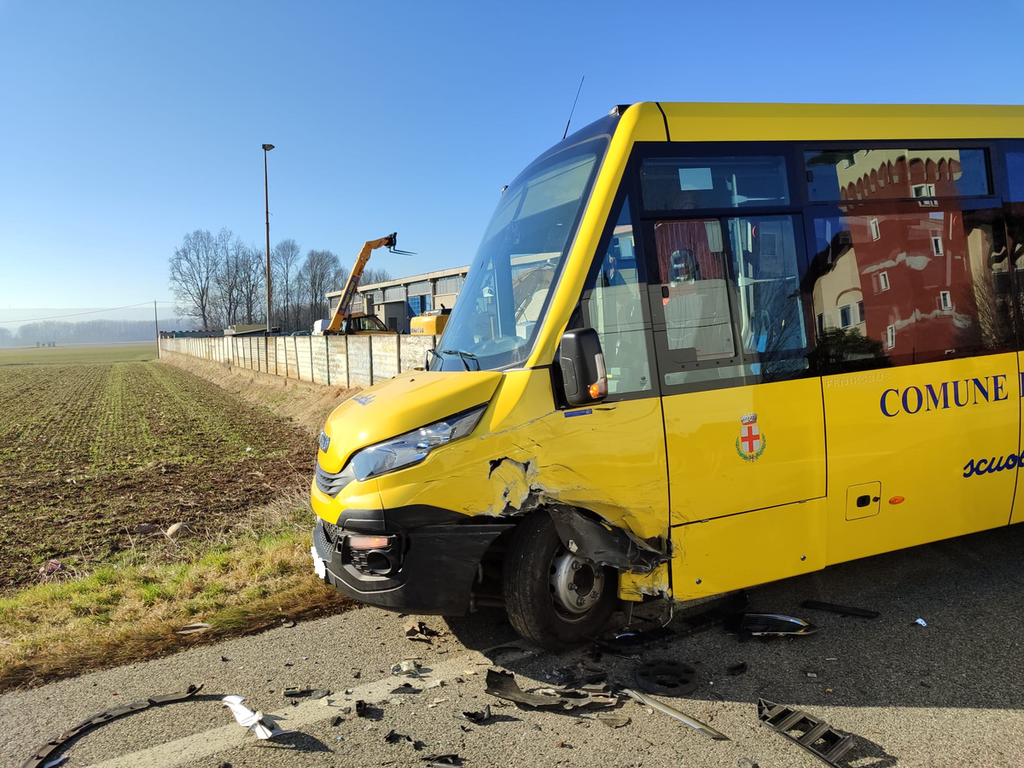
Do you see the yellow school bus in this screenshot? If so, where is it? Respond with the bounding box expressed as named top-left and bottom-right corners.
top-left (311, 102), bottom-right (1024, 649)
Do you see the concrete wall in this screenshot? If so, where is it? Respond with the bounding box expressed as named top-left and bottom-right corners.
top-left (159, 333), bottom-right (440, 389)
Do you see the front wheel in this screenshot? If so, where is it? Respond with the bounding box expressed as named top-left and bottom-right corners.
top-left (503, 511), bottom-right (618, 651)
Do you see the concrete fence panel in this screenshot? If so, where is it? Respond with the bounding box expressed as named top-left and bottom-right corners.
top-left (347, 336), bottom-right (372, 387)
top-left (372, 335), bottom-right (400, 384)
top-left (327, 336), bottom-right (348, 388)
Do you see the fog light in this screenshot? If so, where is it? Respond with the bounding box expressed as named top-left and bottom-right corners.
top-left (349, 535), bottom-right (393, 550)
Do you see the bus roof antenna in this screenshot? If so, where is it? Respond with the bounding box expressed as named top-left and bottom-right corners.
top-left (562, 76), bottom-right (585, 140)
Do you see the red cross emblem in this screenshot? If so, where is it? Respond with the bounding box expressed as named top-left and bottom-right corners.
top-left (736, 414), bottom-right (766, 462)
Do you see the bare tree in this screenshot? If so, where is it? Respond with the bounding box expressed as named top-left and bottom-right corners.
top-left (272, 238), bottom-right (302, 330)
top-left (239, 242), bottom-right (266, 325)
top-left (169, 229), bottom-right (220, 330)
top-left (211, 229), bottom-right (242, 327)
top-left (362, 267), bottom-right (393, 286)
top-left (300, 249), bottom-right (345, 324)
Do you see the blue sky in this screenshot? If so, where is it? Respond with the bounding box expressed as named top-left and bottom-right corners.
top-left (2, 0), bottom-right (1023, 322)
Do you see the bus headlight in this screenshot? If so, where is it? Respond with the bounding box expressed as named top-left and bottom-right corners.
top-left (349, 405), bottom-right (487, 481)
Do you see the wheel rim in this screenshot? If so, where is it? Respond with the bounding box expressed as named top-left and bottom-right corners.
top-left (548, 545), bottom-right (605, 619)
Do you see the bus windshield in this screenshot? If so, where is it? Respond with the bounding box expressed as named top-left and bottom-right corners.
top-left (430, 133), bottom-right (609, 371)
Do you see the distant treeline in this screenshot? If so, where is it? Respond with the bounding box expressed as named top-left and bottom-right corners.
top-left (0, 320), bottom-right (157, 347)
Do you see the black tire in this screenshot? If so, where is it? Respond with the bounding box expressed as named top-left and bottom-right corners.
top-left (503, 511), bottom-right (618, 651)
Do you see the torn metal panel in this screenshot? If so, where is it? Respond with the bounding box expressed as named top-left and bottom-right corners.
top-left (484, 669), bottom-right (617, 712)
top-left (548, 506), bottom-right (666, 574)
top-left (22, 684), bottom-right (203, 768)
top-left (724, 613), bottom-right (819, 637)
top-left (487, 457), bottom-right (538, 515)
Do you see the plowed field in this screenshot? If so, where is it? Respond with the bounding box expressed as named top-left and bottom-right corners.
top-left (0, 361), bottom-right (315, 589)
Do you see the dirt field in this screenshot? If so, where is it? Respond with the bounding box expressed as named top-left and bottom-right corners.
top-left (0, 357), bottom-right (317, 590)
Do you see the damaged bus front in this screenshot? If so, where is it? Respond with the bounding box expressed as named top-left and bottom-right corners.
top-left (311, 105), bottom-right (672, 650)
top-left (315, 101), bottom-right (1024, 650)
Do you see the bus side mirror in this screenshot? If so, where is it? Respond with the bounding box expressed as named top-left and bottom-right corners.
top-left (559, 328), bottom-right (608, 406)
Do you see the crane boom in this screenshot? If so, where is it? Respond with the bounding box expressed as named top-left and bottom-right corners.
top-left (323, 233), bottom-right (398, 334)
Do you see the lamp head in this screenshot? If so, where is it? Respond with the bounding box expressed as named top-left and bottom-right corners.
top-left (262, 144), bottom-right (275, 151)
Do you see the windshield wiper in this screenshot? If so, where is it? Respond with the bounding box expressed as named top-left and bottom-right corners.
top-left (426, 348), bottom-right (443, 368)
top-left (441, 349), bottom-right (479, 371)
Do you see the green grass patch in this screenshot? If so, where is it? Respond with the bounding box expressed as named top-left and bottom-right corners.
top-left (0, 527), bottom-right (350, 692)
top-left (0, 343), bottom-right (157, 366)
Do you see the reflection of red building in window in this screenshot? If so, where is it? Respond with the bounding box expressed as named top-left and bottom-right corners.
top-left (829, 150), bottom-right (997, 363)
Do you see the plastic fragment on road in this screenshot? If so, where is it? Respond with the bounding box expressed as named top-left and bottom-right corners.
top-left (914, 618), bottom-right (928, 627)
top-left (622, 688), bottom-right (729, 741)
top-left (801, 599), bottom-right (880, 619)
top-left (22, 684), bottom-right (203, 768)
top-left (724, 613), bottom-right (820, 637)
top-left (457, 705), bottom-right (491, 724)
top-left (391, 659), bottom-right (423, 677)
top-left (221, 695), bottom-right (296, 740)
top-left (484, 669), bottom-right (617, 712)
top-left (421, 755), bottom-right (463, 766)
top-left (597, 712), bottom-right (631, 728)
top-left (757, 698), bottom-right (855, 767)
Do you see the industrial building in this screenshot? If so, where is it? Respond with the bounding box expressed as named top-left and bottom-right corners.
top-left (325, 265), bottom-right (469, 333)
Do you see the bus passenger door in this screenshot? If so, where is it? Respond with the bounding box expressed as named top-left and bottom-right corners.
top-left (644, 214), bottom-right (828, 600)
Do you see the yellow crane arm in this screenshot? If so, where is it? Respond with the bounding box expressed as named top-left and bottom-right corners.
top-left (324, 233), bottom-right (397, 333)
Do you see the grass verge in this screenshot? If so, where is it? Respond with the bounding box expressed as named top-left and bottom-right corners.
top-left (0, 353), bottom-right (361, 692)
top-left (0, 488), bottom-right (351, 692)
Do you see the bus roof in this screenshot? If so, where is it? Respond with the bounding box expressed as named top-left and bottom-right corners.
top-left (628, 102), bottom-right (1024, 143)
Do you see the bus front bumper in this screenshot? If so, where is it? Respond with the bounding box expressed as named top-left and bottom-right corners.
top-left (311, 510), bottom-right (511, 615)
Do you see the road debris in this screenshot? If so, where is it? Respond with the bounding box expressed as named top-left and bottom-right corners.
top-left (634, 659), bottom-right (698, 696)
top-left (914, 618), bottom-right (928, 627)
top-left (485, 669), bottom-right (617, 712)
top-left (391, 683), bottom-right (422, 694)
top-left (175, 622), bottom-right (213, 635)
top-left (622, 688), bottom-right (729, 741)
top-left (222, 695), bottom-right (295, 740)
top-left (421, 755), bottom-right (463, 766)
top-left (405, 620), bottom-right (442, 643)
top-left (22, 685), bottom-right (203, 768)
top-left (800, 599), bottom-right (880, 619)
top-left (385, 729), bottom-right (426, 749)
top-left (458, 705), bottom-right (491, 724)
top-left (724, 613), bottom-right (819, 637)
top-left (392, 660), bottom-right (423, 677)
top-left (596, 712), bottom-right (631, 728)
top-left (757, 698), bottom-right (855, 767)
top-left (282, 687), bottom-right (330, 699)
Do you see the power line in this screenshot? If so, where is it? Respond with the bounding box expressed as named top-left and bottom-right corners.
top-left (0, 301), bottom-right (178, 326)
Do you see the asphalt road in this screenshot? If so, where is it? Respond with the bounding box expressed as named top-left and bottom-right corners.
top-left (4, 523), bottom-right (1024, 768)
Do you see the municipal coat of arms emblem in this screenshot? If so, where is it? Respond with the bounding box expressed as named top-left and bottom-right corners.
top-left (735, 413), bottom-right (766, 462)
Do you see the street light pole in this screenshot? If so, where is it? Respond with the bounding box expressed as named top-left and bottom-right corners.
top-left (262, 143), bottom-right (275, 334)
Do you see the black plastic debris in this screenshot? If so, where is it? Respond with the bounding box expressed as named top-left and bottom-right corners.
top-left (283, 687), bottom-right (330, 699)
top-left (405, 620), bottom-right (441, 643)
top-left (634, 659), bottom-right (698, 696)
top-left (355, 700), bottom-right (369, 717)
top-left (600, 624), bottom-right (676, 650)
top-left (330, 716), bottom-right (343, 727)
top-left (385, 729), bottom-right (425, 749)
top-left (801, 600), bottom-right (879, 619)
top-left (458, 705), bottom-right (491, 724)
top-left (22, 684), bottom-right (203, 768)
top-left (727, 662), bottom-right (748, 676)
top-left (757, 698), bottom-right (855, 767)
top-left (724, 613), bottom-right (819, 637)
top-left (622, 688), bottom-right (729, 741)
top-left (390, 682), bottom-right (423, 695)
top-left (421, 755), bottom-right (463, 767)
top-left (484, 669), bottom-right (616, 712)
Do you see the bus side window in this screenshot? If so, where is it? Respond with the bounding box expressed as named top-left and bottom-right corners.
top-left (581, 197), bottom-right (652, 395)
